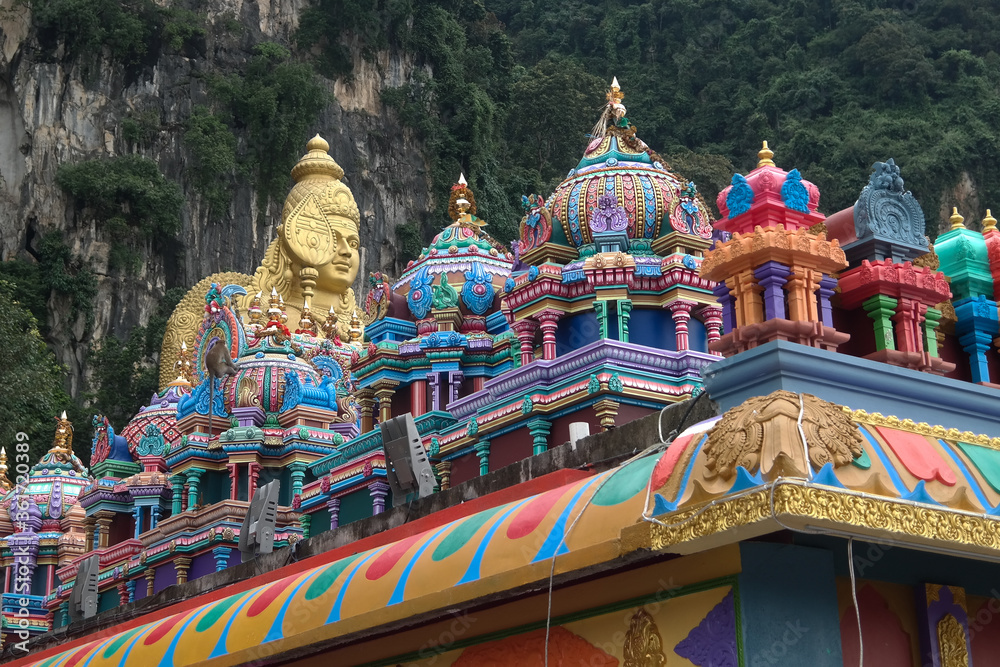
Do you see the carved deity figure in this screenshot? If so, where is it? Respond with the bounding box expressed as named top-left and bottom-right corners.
top-left (159, 135), bottom-right (363, 389)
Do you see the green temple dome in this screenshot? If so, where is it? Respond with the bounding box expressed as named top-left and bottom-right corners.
top-left (936, 208), bottom-right (994, 300)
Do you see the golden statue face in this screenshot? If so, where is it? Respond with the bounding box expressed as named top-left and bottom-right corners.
top-left (317, 219), bottom-right (360, 292)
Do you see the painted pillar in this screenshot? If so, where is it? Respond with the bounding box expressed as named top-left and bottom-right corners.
top-left (916, 584), bottom-right (974, 666)
top-left (125, 580), bottom-right (135, 603)
top-left (46, 564), bottom-right (54, 595)
top-left (369, 481), bottom-right (390, 515)
top-left (299, 514), bottom-right (311, 540)
top-left (667, 300), bottom-right (694, 351)
top-left (447, 371), bottom-right (464, 407)
top-left (816, 274), bottom-right (837, 327)
top-left (892, 298), bottom-right (925, 354)
top-left (374, 386), bottom-right (396, 424)
top-left (727, 269), bottom-right (763, 328)
top-left (427, 374), bottom-right (442, 411)
top-left (923, 307), bottom-right (942, 358)
top-left (117, 581), bottom-right (129, 606)
top-left (170, 476), bottom-right (185, 515)
top-left (327, 498), bottom-right (341, 530)
top-left (712, 282), bottom-right (736, 334)
top-left (435, 461), bottom-right (452, 491)
top-left (145, 569), bottom-right (156, 597)
top-left (617, 299), bottom-right (633, 343)
top-left (754, 261), bottom-right (790, 320)
top-left (150, 506), bottom-right (161, 530)
top-left (593, 398), bottom-right (620, 431)
top-left (738, 542), bottom-right (843, 667)
top-left (288, 462), bottom-right (307, 499)
top-left (410, 379), bottom-right (427, 416)
top-left (3, 566), bottom-right (9, 593)
top-left (212, 547), bottom-right (232, 572)
top-left (955, 295), bottom-right (1000, 384)
top-left (475, 440), bottom-right (491, 476)
top-left (527, 418), bottom-right (552, 456)
top-left (95, 511), bottom-right (114, 549)
top-left (174, 558), bottom-right (191, 585)
top-left (537, 310), bottom-right (561, 360)
top-left (594, 300), bottom-right (610, 338)
top-left (84, 517), bottom-right (96, 552)
top-left (132, 506), bottom-right (143, 539)
top-left (699, 305), bottom-right (725, 356)
top-left (863, 294), bottom-right (898, 352)
top-left (247, 462), bottom-right (261, 502)
top-left (357, 390), bottom-right (376, 434)
top-left (473, 376), bottom-right (485, 392)
top-left (186, 469), bottom-right (203, 511)
top-left (227, 463), bottom-right (239, 501)
top-left (60, 602), bottom-right (69, 627)
top-left (786, 266), bottom-right (821, 323)
top-left (512, 319), bottom-right (538, 366)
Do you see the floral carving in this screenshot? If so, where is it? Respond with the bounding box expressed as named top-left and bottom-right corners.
top-left (623, 608), bottom-right (667, 666)
top-left (937, 613), bottom-right (970, 667)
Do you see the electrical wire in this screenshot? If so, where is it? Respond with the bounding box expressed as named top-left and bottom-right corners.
top-left (848, 537), bottom-right (863, 667)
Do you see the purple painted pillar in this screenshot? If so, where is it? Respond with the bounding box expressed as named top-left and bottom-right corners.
top-left (817, 275), bottom-right (837, 327)
top-left (327, 498), bottom-right (341, 530)
top-left (753, 261), bottom-right (791, 321)
top-left (369, 481), bottom-right (390, 515)
top-left (712, 283), bottom-right (736, 334)
top-left (427, 373), bottom-right (441, 412)
top-left (447, 371), bottom-right (464, 407)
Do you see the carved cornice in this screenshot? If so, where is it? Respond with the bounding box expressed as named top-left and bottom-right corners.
top-left (647, 482), bottom-right (1000, 558)
top-left (843, 407), bottom-right (1000, 450)
top-left (701, 224), bottom-right (847, 281)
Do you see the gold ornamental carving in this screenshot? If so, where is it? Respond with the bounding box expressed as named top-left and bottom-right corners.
top-left (648, 483), bottom-right (1000, 557)
top-left (704, 390), bottom-right (864, 481)
top-left (622, 608), bottom-right (666, 667)
top-left (236, 376), bottom-right (261, 408)
top-left (843, 406), bottom-right (1000, 450)
top-left (937, 614), bottom-right (969, 667)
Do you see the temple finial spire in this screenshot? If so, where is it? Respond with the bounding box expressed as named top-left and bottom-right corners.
top-left (983, 209), bottom-right (997, 232)
top-left (950, 207), bottom-right (966, 230)
top-left (757, 141), bottom-right (775, 168)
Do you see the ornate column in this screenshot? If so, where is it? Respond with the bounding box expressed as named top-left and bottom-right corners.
top-left (511, 319), bottom-right (538, 366)
top-left (427, 374), bottom-right (442, 411)
top-left (369, 481), bottom-right (390, 515)
top-left (817, 275), bottom-right (837, 327)
top-left (186, 469), bottom-right (203, 511)
top-left (94, 510), bottom-right (114, 549)
top-left (698, 305), bottom-right (724, 355)
top-left (864, 295), bottom-right (897, 352)
top-left (174, 557), bottom-right (192, 585)
top-left (60, 601), bottom-right (69, 626)
top-left (125, 580), bottom-right (136, 604)
top-left (357, 389), bottom-right (376, 434)
top-left (327, 498), bottom-right (341, 530)
top-left (299, 514), bottom-right (311, 540)
top-left (132, 507), bottom-right (143, 539)
top-left (712, 283), bottom-right (735, 334)
top-left (410, 379), bottom-right (427, 416)
top-left (171, 475), bottom-right (185, 515)
top-left (145, 568), bottom-right (156, 597)
top-left (84, 516), bottom-right (96, 552)
top-left (727, 270), bottom-right (763, 329)
top-left (473, 376), bottom-right (485, 392)
top-left (667, 300), bottom-right (694, 351)
top-left (227, 463), bottom-right (239, 501)
top-left (247, 462), bottom-right (261, 502)
top-left (447, 371), bottom-right (464, 407)
top-left (117, 581), bottom-right (129, 606)
top-left (435, 461), bottom-right (452, 491)
top-left (213, 547), bottom-right (232, 572)
top-left (150, 506), bottom-right (161, 530)
top-left (474, 439), bottom-right (491, 476)
top-left (753, 261), bottom-right (790, 320)
top-left (527, 418), bottom-right (552, 456)
top-left (616, 299), bottom-right (633, 343)
top-left (786, 266), bottom-right (822, 323)
top-left (892, 298), bottom-right (924, 354)
top-left (537, 309), bottom-right (561, 360)
top-left (593, 398), bottom-right (620, 431)
top-left (373, 381), bottom-right (398, 425)
top-left (288, 462), bottom-right (308, 499)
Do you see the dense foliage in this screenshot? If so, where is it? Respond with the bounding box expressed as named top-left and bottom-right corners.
top-left (57, 155), bottom-right (183, 272)
top-left (0, 281), bottom-right (74, 464)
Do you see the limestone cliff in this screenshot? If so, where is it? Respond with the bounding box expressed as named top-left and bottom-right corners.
top-left (0, 0), bottom-right (432, 397)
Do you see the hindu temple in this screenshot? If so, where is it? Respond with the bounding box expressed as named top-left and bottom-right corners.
top-left (3, 78), bottom-right (1000, 666)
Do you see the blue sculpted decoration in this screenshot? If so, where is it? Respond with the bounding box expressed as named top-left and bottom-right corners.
top-left (179, 375), bottom-right (227, 418)
top-left (310, 355), bottom-right (344, 382)
top-left (461, 261), bottom-right (496, 315)
top-left (281, 371), bottom-right (303, 413)
top-left (726, 173), bottom-right (754, 218)
top-left (528, 265), bottom-right (539, 281)
top-left (504, 276), bottom-right (515, 293)
top-left (420, 331), bottom-right (468, 349)
top-left (854, 158), bottom-right (927, 248)
top-left (781, 169), bottom-right (810, 213)
top-left (299, 375), bottom-right (338, 410)
top-left (137, 424), bottom-right (167, 457)
top-left (407, 265), bottom-right (434, 320)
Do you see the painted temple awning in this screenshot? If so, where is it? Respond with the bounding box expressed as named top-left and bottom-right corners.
top-left (18, 390), bottom-right (1000, 667)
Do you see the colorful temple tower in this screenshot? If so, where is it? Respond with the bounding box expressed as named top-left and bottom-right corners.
top-left (10, 83), bottom-right (1000, 667)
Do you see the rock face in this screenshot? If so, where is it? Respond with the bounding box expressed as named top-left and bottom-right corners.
top-left (0, 0), bottom-right (432, 397)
